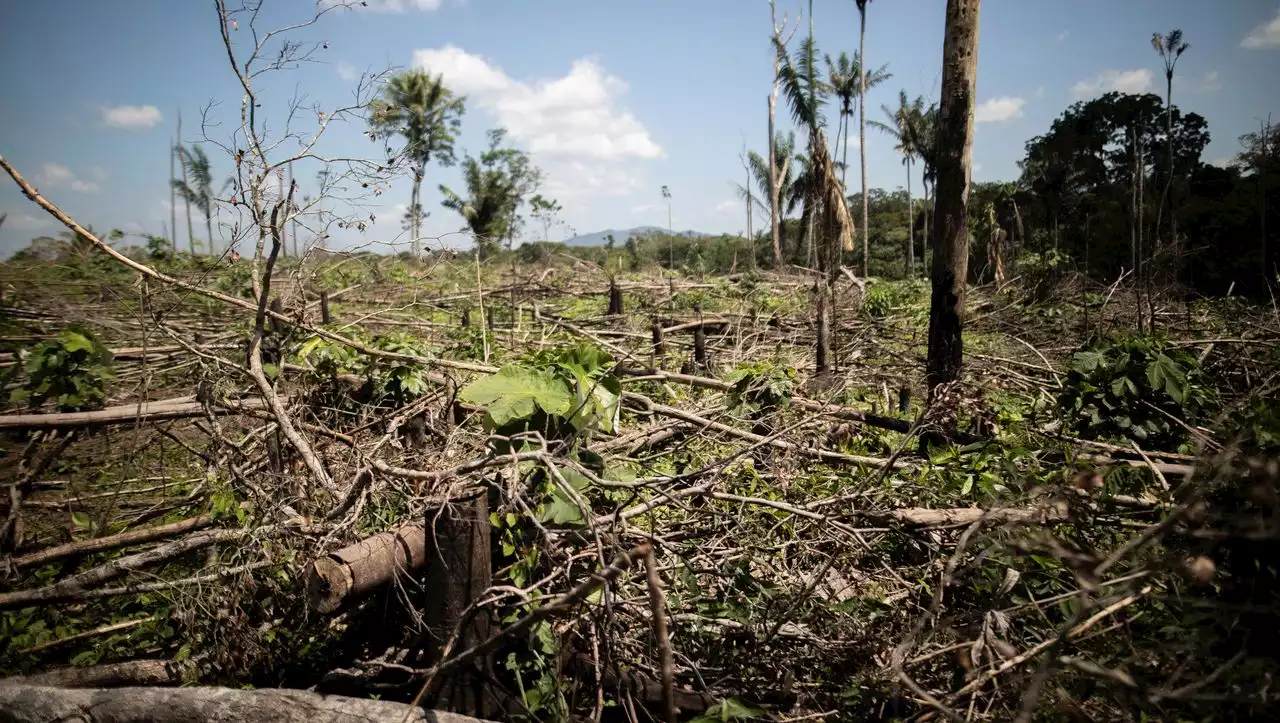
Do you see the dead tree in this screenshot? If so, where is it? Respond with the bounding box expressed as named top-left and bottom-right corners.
top-left (925, 0), bottom-right (981, 406)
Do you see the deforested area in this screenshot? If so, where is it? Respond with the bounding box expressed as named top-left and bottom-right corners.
top-left (0, 1), bottom-right (1278, 721)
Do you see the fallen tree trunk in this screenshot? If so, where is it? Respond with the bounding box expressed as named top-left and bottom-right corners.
top-left (0, 684), bottom-right (493, 723)
top-left (11, 515), bottom-right (213, 570)
top-left (0, 399), bottom-right (270, 429)
top-left (3, 659), bottom-right (187, 688)
top-left (305, 522), bottom-right (427, 614)
top-left (0, 527), bottom-right (251, 610)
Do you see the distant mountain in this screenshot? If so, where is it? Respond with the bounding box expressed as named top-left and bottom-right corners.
top-left (562, 226), bottom-right (710, 247)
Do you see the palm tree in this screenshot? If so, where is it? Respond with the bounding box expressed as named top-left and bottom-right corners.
top-left (176, 112), bottom-right (196, 253)
top-left (1152, 29), bottom-right (1189, 248)
top-left (369, 69), bottom-right (466, 256)
top-left (825, 52), bottom-right (891, 193)
top-left (737, 134), bottom-right (799, 261)
top-left (776, 2), bottom-right (851, 277)
top-left (855, 0), bottom-right (873, 277)
top-left (174, 144), bottom-right (216, 255)
top-left (871, 91), bottom-right (927, 276)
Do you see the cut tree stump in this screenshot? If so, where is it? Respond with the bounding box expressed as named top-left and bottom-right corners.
top-left (421, 488), bottom-right (494, 718)
top-left (304, 523), bottom-right (427, 614)
top-left (0, 684), bottom-right (495, 723)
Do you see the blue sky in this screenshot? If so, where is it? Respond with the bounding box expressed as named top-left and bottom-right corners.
top-left (1, 0), bottom-right (1277, 257)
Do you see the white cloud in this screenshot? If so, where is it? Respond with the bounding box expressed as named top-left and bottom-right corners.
top-left (974, 96), bottom-right (1025, 123)
top-left (1055, 30), bottom-right (1070, 44)
top-left (1070, 69), bottom-right (1154, 98)
top-left (1185, 70), bottom-right (1223, 92)
top-left (630, 203), bottom-right (657, 215)
top-left (1, 210), bottom-right (57, 232)
top-left (1208, 156), bottom-right (1238, 169)
top-left (335, 61), bottom-right (358, 82)
top-left (413, 45), bottom-right (663, 161)
top-left (102, 104), bottom-right (163, 129)
top-left (1242, 8), bottom-right (1280, 49)
top-left (1034, 86), bottom-right (1046, 99)
top-left (973, 163), bottom-right (984, 173)
top-left (36, 163), bottom-right (101, 193)
top-left (713, 199), bottom-right (738, 214)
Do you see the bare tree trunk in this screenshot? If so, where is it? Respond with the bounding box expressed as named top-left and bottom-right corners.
top-left (768, 2), bottom-right (784, 268)
top-left (0, 684), bottom-right (492, 723)
top-left (925, 0), bottom-right (981, 402)
top-left (907, 158), bottom-right (914, 277)
top-left (815, 283), bottom-right (830, 375)
top-left (858, 6), bottom-right (870, 277)
top-left (169, 129), bottom-right (177, 250)
top-left (410, 163), bottom-right (423, 257)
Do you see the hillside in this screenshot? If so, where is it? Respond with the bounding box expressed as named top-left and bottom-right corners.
top-left (562, 225), bottom-right (709, 247)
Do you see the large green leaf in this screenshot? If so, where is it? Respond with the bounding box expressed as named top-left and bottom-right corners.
top-left (459, 365), bottom-right (574, 427)
top-left (1147, 354), bottom-right (1189, 404)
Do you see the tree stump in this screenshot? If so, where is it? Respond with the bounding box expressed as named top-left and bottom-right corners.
top-left (421, 488), bottom-right (494, 718)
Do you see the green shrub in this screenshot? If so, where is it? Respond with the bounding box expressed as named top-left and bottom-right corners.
top-left (1058, 336), bottom-right (1211, 448)
top-left (9, 328), bottom-right (115, 412)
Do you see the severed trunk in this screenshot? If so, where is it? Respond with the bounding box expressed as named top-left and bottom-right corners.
top-left (0, 684), bottom-right (493, 723)
top-left (421, 488), bottom-right (494, 718)
top-left (925, 0), bottom-right (981, 402)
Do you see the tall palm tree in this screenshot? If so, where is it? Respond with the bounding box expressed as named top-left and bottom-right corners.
top-left (871, 91), bottom-right (927, 276)
top-left (174, 144), bottom-right (216, 255)
top-left (1152, 29), bottom-right (1189, 248)
top-left (855, 0), bottom-right (873, 277)
top-left (369, 69), bottom-right (466, 256)
top-left (825, 52), bottom-right (891, 193)
top-left (661, 185), bottom-right (673, 268)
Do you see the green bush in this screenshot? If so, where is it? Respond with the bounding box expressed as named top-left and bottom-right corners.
top-left (1058, 336), bottom-right (1211, 449)
top-left (9, 328), bottom-right (115, 412)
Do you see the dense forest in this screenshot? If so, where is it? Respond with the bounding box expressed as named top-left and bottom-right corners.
top-left (0, 1), bottom-right (1278, 722)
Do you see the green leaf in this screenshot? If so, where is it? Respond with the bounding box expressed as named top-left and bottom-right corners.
top-left (58, 331), bottom-right (94, 354)
top-left (1071, 350), bottom-right (1105, 373)
top-left (70, 511), bottom-right (92, 530)
top-left (459, 365), bottom-right (574, 427)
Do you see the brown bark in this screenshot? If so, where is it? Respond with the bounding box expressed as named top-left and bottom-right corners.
top-left (925, 0), bottom-right (981, 400)
top-left (421, 489), bottom-right (494, 718)
top-left (0, 528), bottom-right (248, 611)
top-left (305, 522), bottom-right (428, 614)
top-left (4, 659), bottom-right (187, 688)
top-left (0, 684), bottom-right (494, 723)
top-left (815, 283), bottom-right (830, 374)
top-left (769, 2), bottom-right (784, 268)
top-left (858, 0), bottom-right (870, 277)
top-left (12, 515), bottom-right (213, 570)
top-left (0, 398), bottom-right (270, 429)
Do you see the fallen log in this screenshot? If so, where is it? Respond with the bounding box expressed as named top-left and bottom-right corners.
top-left (0, 684), bottom-right (493, 723)
top-left (10, 515), bottom-right (213, 570)
top-left (305, 522), bottom-right (427, 614)
top-left (0, 527), bottom-right (251, 610)
top-left (0, 398), bottom-right (270, 429)
top-left (3, 659), bottom-right (186, 688)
